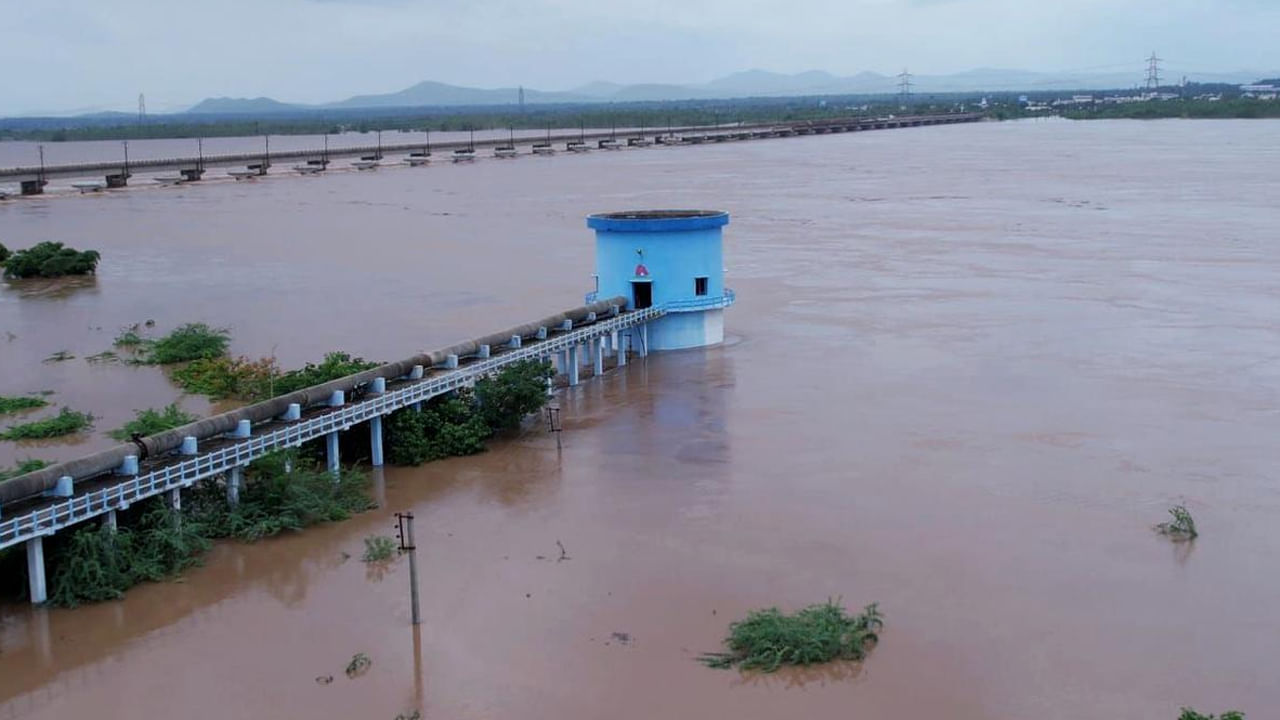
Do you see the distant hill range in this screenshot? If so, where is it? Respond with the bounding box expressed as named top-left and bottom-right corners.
top-left (176, 67), bottom-right (1279, 114)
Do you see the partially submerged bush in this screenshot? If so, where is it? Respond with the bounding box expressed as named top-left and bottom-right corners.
top-left (385, 360), bottom-right (553, 466)
top-left (2, 242), bottom-right (100, 279)
top-left (108, 404), bottom-right (198, 441)
top-left (362, 535), bottom-right (396, 563)
top-left (0, 242), bottom-right (9, 265)
top-left (47, 501), bottom-right (210, 608)
top-left (386, 393), bottom-right (490, 465)
top-left (171, 355), bottom-right (279, 401)
top-left (185, 451), bottom-right (374, 542)
top-left (475, 360), bottom-right (554, 432)
top-left (273, 352), bottom-right (380, 396)
top-left (141, 323), bottom-right (230, 364)
top-left (1180, 709), bottom-right (1245, 720)
top-left (1156, 505), bottom-right (1198, 540)
top-left (0, 395), bottom-right (47, 415)
top-left (0, 459), bottom-right (49, 481)
top-left (701, 600), bottom-right (884, 672)
top-left (1, 407), bottom-right (93, 440)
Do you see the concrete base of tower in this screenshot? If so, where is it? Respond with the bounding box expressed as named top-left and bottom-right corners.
top-left (648, 309), bottom-right (724, 351)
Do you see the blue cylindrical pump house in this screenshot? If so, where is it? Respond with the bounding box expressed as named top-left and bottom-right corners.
top-left (586, 210), bottom-right (735, 351)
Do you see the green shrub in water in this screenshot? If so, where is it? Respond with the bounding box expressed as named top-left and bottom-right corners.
top-left (385, 393), bottom-right (490, 465)
top-left (47, 500), bottom-right (211, 607)
top-left (1, 407), bottom-right (93, 440)
top-left (141, 323), bottom-right (230, 364)
top-left (185, 451), bottom-right (374, 542)
top-left (0, 459), bottom-right (49, 481)
top-left (1180, 709), bottom-right (1245, 720)
top-left (700, 600), bottom-right (884, 672)
top-left (273, 352), bottom-right (380, 397)
top-left (2, 241), bottom-right (100, 279)
top-left (1156, 505), bottom-right (1198, 540)
top-left (362, 535), bottom-right (397, 562)
top-left (0, 395), bottom-right (47, 415)
top-left (475, 360), bottom-right (554, 432)
top-left (108, 404), bottom-right (198, 441)
top-left (0, 242), bottom-right (9, 265)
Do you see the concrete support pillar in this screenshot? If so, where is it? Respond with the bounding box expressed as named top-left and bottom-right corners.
top-left (618, 332), bottom-right (628, 366)
top-left (370, 415), bottom-right (384, 467)
top-left (536, 327), bottom-right (547, 340)
top-left (587, 337), bottom-right (597, 370)
top-left (227, 466), bottom-right (243, 507)
top-left (181, 436), bottom-right (198, 455)
top-left (477, 344), bottom-right (490, 359)
top-left (26, 537), bottom-right (46, 605)
top-left (228, 419), bottom-right (251, 439)
top-left (594, 337), bottom-right (605, 376)
top-left (639, 324), bottom-right (649, 357)
top-left (119, 455), bottom-right (139, 476)
top-left (568, 345), bottom-right (580, 386)
top-left (409, 365), bottom-right (425, 380)
top-left (510, 335), bottom-right (522, 348)
top-left (281, 403), bottom-right (301, 421)
top-left (445, 354), bottom-right (459, 369)
top-left (105, 509), bottom-right (118, 531)
top-left (168, 488), bottom-right (181, 511)
top-left (370, 377), bottom-right (386, 394)
top-left (326, 432), bottom-right (340, 476)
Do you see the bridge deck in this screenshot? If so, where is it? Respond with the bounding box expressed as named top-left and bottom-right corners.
top-left (0, 304), bottom-right (665, 551)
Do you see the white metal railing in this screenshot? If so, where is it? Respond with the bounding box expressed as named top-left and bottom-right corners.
top-left (663, 288), bottom-right (736, 312)
top-left (0, 306), bottom-right (666, 550)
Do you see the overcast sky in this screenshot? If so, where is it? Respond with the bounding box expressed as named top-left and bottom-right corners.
top-left (3, 0), bottom-right (1277, 115)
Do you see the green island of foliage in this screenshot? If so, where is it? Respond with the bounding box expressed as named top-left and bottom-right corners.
top-left (1, 408), bottom-right (94, 440)
top-left (0, 395), bottom-right (49, 415)
top-left (108, 404), bottom-right (198, 441)
top-left (2, 242), bottom-right (101, 279)
top-left (700, 600), bottom-right (884, 672)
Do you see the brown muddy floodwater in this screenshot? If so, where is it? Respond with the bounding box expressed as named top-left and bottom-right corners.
top-left (1, 119), bottom-right (1279, 719)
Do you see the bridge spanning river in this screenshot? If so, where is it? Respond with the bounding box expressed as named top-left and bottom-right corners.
top-left (0, 294), bottom-right (730, 603)
top-left (0, 113), bottom-right (982, 194)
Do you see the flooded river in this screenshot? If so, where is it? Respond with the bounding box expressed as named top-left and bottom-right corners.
top-left (1, 119), bottom-right (1278, 718)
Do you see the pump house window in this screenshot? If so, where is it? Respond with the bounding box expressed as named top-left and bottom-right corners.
top-left (695, 276), bottom-right (709, 296)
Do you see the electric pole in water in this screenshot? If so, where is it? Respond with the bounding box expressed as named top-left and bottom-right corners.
top-left (897, 69), bottom-right (913, 108)
top-left (395, 512), bottom-right (422, 625)
top-left (1145, 52), bottom-right (1163, 93)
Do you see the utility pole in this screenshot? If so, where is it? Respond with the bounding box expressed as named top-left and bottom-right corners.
top-left (518, 85), bottom-right (526, 114)
top-left (395, 512), bottom-right (422, 625)
top-left (137, 93), bottom-right (146, 126)
top-left (897, 68), bottom-right (913, 108)
top-left (1145, 52), bottom-right (1163, 94)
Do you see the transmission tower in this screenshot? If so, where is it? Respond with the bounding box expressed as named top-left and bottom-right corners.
top-left (1145, 52), bottom-right (1162, 93)
top-left (137, 93), bottom-right (146, 124)
top-left (518, 85), bottom-right (525, 114)
top-left (897, 68), bottom-right (913, 107)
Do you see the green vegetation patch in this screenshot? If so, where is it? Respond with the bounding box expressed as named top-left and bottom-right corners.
top-left (0, 459), bottom-right (50, 481)
top-left (108, 404), bottom-right (198, 441)
top-left (141, 323), bottom-right (230, 364)
top-left (1180, 709), bottom-right (1245, 720)
top-left (701, 600), bottom-right (883, 672)
top-left (1156, 504), bottom-right (1198, 540)
top-left (184, 451), bottom-right (374, 542)
top-left (0, 395), bottom-right (48, 415)
top-left (385, 360), bottom-right (553, 466)
top-left (273, 352), bottom-right (380, 396)
top-left (0, 242), bottom-right (9, 264)
top-left (1, 407), bottom-right (94, 440)
top-left (362, 536), bottom-right (396, 563)
top-left (2, 242), bottom-right (100, 279)
top-left (47, 501), bottom-right (210, 607)
top-left (171, 356), bottom-right (278, 401)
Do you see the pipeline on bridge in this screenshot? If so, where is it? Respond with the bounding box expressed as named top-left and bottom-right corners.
top-left (0, 295), bottom-right (628, 507)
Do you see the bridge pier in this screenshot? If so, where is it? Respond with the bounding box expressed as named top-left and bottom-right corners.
top-left (227, 466), bottom-right (243, 506)
top-left (167, 488), bottom-right (181, 511)
top-left (105, 509), bottom-right (117, 530)
top-left (617, 333), bottom-right (628, 366)
top-left (327, 390), bottom-right (344, 476)
top-left (105, 173), bottom-right (130, 188)
top-left (369, 378), bottom-right (386, 467)
top-left (26, 537), bottom-right (47, 604)
top-left (20, 179), bottom-right (46, 196)
top-left (568, 346), bottom-right (580, 386)
top-left (594, 337), bottom-right (605, 376)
